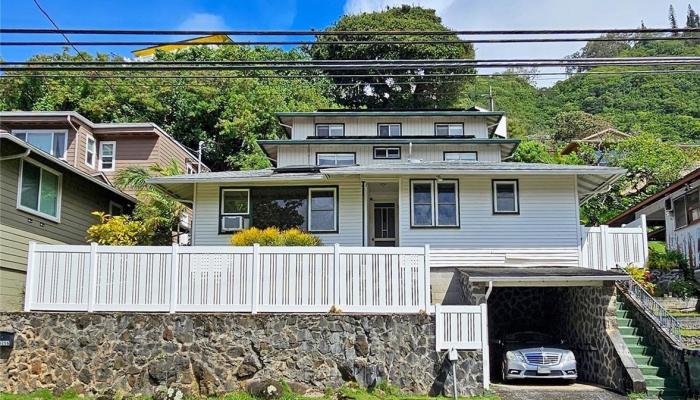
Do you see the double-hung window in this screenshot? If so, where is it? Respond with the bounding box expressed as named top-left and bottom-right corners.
top-left (443, 151), bottom-right (477, 161)
top-left (99, 141), bottom-right (116, 171)
top-left (85, 136), bottom-right (96, 167)
top-left (410, 180), bottom-right (459, 227)
top-left (13, 130), bottom-right (68, 159)
top-left (373, 147), bottom-right (401, 159)
top-left (493, 180), bottom-right (519, 214)
top-left (220, 189), bottom-right (249, 232)
top-left (435, 123), bottom-right (464, 137)
top-left (17, 159), bottom-right (62, 221)
top-left (316, 153), bottom-right (355, 166)
top-left (377, 123), bottom-right (401, 137)
top-left (308, 188), bottom-right (337, 232)
top-left (315, 124), bottom-right (344, 137)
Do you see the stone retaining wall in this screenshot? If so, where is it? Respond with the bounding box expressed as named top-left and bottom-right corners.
top-left (0, 313), bottom-right (483, 398)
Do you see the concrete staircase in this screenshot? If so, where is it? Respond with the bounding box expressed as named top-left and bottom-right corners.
top-left (616, 299), bottom-right (685, 399)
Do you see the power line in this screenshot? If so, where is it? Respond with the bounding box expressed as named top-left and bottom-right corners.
top-left (30, 0), bottom-right (119, 95)
top-left (3, 59), bottom-right (698, 72)
top-left (3, 35), bottom-right (698, 47)
top-left (2, 27), bottom-right (698, 36)
top-left (2, 69), bottom-right (698, 82)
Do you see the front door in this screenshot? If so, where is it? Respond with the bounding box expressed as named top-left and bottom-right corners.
top-left (372, 202), bottom-right (396, 247)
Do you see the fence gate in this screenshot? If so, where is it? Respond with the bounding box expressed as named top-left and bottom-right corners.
top-left (434, 304), bottom-right (490, 390)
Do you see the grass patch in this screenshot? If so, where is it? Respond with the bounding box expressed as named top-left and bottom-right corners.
top-left (1, 385), bottom-right (500, 400)
top-left (648, 241), bottom-right (666, 254)
top-left (680, 329), bottom-right (700, 337)
top-left (669, 310), bottom-right (700, 317)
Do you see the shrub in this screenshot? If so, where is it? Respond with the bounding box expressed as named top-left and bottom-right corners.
top-left (625, 266), bottom-right (656, 294)
top-left (230, 227), bottom-right (321, 246)
top-left (646, 249), bottom-right (689, 273)
top-left (86, 211), bottom-right (148, 245)
top-left (668, 279), bottom-right (699, 299)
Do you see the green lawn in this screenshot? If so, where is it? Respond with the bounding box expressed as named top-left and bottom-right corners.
top-left (669, 310), bottom-right (700, 317)
top-left (680, 329), bottom-right (700, 337)
top-left (648, 241), bottom-right (666, 254)
top-left (0, 385), bottom-right (500, 400)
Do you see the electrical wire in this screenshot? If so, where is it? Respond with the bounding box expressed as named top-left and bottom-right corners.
top-left (2, 27), bottom-right (698, 36)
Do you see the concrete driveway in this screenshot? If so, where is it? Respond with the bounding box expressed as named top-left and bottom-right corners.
top-left (491, 382), bottom-right (627, 400)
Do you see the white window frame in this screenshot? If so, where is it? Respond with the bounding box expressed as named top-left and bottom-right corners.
top-left (99, 141), bottom-right (116, 171)
top-left (443, 151), bottom-right (478, 161)
top-left (493, 180), bottom-right (520, 214)
top-left (308, 187), bottom-right (338, 232)
top-left (108, 201), bottom-right (124, 216)
top-left (435, 123), bottom-right (464, 137)
top-left (12, 129), bottom-right (68, 159)
top-left (16, 158), bottom-right (63, 223)
top-left (315, 124), bottom-right (345, 137)
top-left (220, 188), bottom-right (250, 215)
top-left (85, 135), bottom-right (96, 168)
top-left (316, 153), bottom-right (356, 166)
top-left (373, 147), bottom-right (401, 159)
top-left (410, 180), bottom-right (460, 228)
top-left (186, 163), bottom-right (196, 174)
top-left (377, 123), bottom-right (401, 137)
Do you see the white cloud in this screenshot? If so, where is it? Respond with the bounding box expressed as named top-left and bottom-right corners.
top-left (177, 13), bottom-right (229, 31)
top-left (343, 0), bottom-right (692, 85)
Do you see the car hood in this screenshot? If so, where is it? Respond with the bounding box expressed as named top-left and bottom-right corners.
top-left (506, 346), bottom-right (569, 353)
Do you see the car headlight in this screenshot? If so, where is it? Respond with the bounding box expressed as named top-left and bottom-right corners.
top-left (506, 351), bottom-right (525, 362)
top-left (562, 351), bottom-right (576, 362)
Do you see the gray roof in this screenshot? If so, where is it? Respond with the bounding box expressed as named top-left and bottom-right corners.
top-left (149, 161), bottom-right (624, 202)
top-left (0, 133), bottom-right (136, 203)
top-left (459, 266), bottom-right (629, 283)
top-left (276, 110), bottom-right (505, 117)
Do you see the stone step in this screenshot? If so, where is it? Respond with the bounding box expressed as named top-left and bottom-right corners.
top-left (646, 386), bottom-right (685, 399)
top-left (627, 344), bottom-right (656, 357)
top-left (633, 354), bottom-right (662, 366)
top-left (616, 309), bottom-right (634, 318)
top-left (617, 317), bottom-right (636, 327)
top-left (644, 375), bottom-right (681, 388)
top-left (619, 326), bottom-right (641, 336)
top-left (638, 363), bottom-right (667, 376)
top-left (623, 334), bottom-right (649, 346)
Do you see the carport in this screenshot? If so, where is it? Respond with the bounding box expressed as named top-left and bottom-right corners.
top-left (459, 267), bottom-right (630, 390)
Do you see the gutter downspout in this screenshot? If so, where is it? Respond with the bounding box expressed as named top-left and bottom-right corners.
top-left (67, 115), bottom-right (80, 167)
top-left (0, 148), bottom-right (31, 161)
top-left (485, 281), bottom-right (494, 300)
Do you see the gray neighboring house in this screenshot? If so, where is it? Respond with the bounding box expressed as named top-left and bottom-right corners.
top-left (0, 133), bottom-right (136, 311)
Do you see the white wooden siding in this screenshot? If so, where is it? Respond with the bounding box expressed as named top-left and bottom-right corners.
top-left (290, 116), bottom-right (489, 139)
top-left (398, 175), bottom-right (580, 266)
top-left (192, 181), bottom-right (364, 246)
top-left (277, 143), bottom-right (502, 167)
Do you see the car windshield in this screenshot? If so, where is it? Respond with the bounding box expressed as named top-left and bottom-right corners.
top-left (504, 332), bottom-right (555, 344)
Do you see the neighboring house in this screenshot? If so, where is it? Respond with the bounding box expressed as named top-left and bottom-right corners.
top-left (131, 34), bottom-right (233, 61)
top-left (0, 111), bottom-right (209, 238)
top-left (0, 133), bottom-right (136, 311)
top-left (560, 128), bottom-right (631, 165)
top-left (608, 167), bottom-right (700, 269)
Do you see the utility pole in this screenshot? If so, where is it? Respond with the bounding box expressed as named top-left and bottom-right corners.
top-left (488, 85), bottom-right (494, 111)
top-left (197, 140), bottom-right (203, 173)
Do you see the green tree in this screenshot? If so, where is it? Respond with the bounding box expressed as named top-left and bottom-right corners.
top-left (670, 5), bottom-right (678, 30)
top-left (306, 5), bottom-right (475, 109)
top-left (113, 160), bottom-right (188, 244)
top-left (580, 132), bottom-right (694, 224)
top-left (551, 111), bottom-right (612, 142)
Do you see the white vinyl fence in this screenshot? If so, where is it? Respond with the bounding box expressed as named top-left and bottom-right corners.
top-left (24, 243), bottom-right (430, 314)
top-left (434, 304), bottom-right (490, 389)
top-left (580, 215), bottom-right (648, 271)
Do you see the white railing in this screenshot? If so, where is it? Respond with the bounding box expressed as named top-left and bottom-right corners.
top-left (580, 215), bottom-right (648, 271)
top-left (435, 304), bottom-right (490, 389)
top-left (25, 243), bottom-right (430, 314)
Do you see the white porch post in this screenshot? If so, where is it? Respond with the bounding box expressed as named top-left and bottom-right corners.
top-left (424, 244), bottom-right (431, 313)
top-left (333, 243), bottom-right (341, 307)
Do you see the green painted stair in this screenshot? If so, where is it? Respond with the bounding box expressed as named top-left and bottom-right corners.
top-left (616, 297), bottom-right (685, 399)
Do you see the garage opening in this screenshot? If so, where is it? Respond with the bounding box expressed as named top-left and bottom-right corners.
top-left (459, 267), bottom-right (629, 389)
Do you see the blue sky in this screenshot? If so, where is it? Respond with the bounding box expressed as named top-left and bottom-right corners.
top-left (0, 0), bottom-right (345, 61)
top-left (0, 0), bottom-right (694, 81)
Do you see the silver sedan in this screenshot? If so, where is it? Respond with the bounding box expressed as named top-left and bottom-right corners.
top-left (500, 332), bottom-right (577, 381)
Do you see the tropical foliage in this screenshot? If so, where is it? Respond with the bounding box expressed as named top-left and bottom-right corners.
top-left (85, 212), bottom-right (149, 245)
